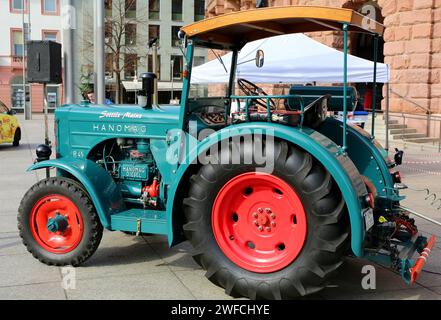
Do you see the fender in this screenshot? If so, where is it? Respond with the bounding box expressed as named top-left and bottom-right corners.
top-left (166, 123), bottom-right (368, 257)
top-left (27, 158), bottom-right (125, 229)
top-left (317, 118), bottom-right (399, 201)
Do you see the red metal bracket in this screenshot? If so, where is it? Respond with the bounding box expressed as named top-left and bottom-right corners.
top-left (410, 235), bottom-right (437, 284)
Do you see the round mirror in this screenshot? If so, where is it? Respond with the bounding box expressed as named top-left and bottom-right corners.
top-left (255, 50), bottom-right (264, 68)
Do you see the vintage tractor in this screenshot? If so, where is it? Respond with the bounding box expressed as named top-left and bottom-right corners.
top-left (18, 6), bottom-right (436, 299)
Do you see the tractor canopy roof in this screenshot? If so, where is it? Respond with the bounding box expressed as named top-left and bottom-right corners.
top-left (180, 6), bottom-right (384, 49)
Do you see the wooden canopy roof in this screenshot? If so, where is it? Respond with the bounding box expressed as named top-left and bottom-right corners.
top-left (181, 6), bottom-right (385, 48)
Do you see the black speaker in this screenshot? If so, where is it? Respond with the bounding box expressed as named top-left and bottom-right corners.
top-left (27, 41), bottom-right (62, 84)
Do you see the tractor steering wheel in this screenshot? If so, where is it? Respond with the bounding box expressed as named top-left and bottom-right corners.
top-left (237, 78), bottom-right (277, 110)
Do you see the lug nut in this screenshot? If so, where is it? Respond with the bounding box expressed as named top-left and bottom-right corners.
top-left (265, 208), bottom-right (272, 213)
top-left (270, 214), bottom-right (276, 219)
top-left (258, 208), bottom-right (263, 213)
top-left (258, 226), bottom-right (263, 232)
top-left (271, 221), bottom-right (276, 227)
top-left (266, 227), bottom-right (271, 232)
top-left (253, 212), bottom-right (258, 218)
top-left (254, 220), bottom-right (259, 226)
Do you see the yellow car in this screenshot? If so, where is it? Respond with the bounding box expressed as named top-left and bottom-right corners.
top-left (0, 100), bottom-right (21, 146)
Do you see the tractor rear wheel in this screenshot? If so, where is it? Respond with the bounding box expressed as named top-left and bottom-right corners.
top-left (183, 139), bottom-right (349, 299)
top-left (18, 177), bottom-right (103, 266)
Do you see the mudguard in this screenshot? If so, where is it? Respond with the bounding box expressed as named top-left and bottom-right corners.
top-left (167, 122), bottom-right (368, 257)
top-left (27, 158), bottom-right (125, 229)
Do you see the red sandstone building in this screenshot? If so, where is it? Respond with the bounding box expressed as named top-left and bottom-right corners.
top-left (206, 0), bottom-right (441, 137)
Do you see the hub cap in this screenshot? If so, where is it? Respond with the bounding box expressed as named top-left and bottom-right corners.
top-left (30, 195), bottom-right (84, 254)
top-left (212, 173), bottom-right (307, 273)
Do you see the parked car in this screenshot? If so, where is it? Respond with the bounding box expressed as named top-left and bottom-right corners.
top-left (0, 100), bottom-right (21, 146)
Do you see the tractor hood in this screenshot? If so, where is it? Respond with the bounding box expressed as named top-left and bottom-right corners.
top-left (56, 102), bottom-right (181, 124)
top-left (54, 103), bottom-right (182, 159)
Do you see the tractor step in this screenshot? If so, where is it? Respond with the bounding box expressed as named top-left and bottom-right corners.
top-left (111, 209), bottom-right (168, 235)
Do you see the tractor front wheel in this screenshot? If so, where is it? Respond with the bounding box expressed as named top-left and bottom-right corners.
top-left (184, 139), bottom-right (349, 299)
top-left (18, 177), bottom-right (103, 266)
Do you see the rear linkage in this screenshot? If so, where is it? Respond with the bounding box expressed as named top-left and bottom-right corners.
top-left (364, 149), bottom-right (437, 285)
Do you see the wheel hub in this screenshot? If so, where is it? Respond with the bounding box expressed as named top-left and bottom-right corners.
top-left (46, 213), bottom-right (69, 233)
top-left (212, 173), bottom-right (307, 273)
top-left (30, 195), bottom-right (84, 254)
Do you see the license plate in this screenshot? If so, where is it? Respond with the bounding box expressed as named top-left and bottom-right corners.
top-left (364, 209), bottom-right (375, 231)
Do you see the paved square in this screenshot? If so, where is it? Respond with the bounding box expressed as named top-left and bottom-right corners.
top-left (1, 115), bottom-right (440, 300)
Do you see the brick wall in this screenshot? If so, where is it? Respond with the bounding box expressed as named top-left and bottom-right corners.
top-left (205, 0), bottom-right (441, 115)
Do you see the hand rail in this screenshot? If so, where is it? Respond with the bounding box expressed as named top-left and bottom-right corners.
top-left (390, 88), bottom-right (432, 114)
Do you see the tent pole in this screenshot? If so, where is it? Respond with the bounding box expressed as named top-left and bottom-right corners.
top-left (385, 82), bottom-right (390, 151)
top-left (371, 35), bottom-right (379, 138)
top-left (342, 24), bottom-right (349, 153)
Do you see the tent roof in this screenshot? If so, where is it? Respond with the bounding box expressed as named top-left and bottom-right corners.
top-left (181, 6), bottom-right (384, 49)
top-left (191, 34), bottom-right (389, 84)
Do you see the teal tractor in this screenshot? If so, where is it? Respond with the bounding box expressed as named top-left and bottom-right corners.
top-left (18, 6), bottom-right (436, 299)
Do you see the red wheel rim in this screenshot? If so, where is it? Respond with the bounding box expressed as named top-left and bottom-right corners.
top-left (30, 195), bottom-right (84, 254)
top-left (212, 173), bottom-right (307, 273)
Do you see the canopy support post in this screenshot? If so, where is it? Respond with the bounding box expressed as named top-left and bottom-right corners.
top-left (385, 82), bottom-right (390, 151)
top-left (342, 23), bottom-right (349, 153)
top-left (371, 35), bottom-right (379, 138)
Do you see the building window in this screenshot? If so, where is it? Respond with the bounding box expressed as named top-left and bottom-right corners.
top-left (105, 0), bottom-right (112, 17)
top-left (105, 53), bottom-right (114, 78)
top-left (11, 77), bottom-right (30, 111)
top-left (171, 55), bottom-right (183, 79)
top-left (105, 22), bottom-right (113, 45)
top-left (11, 0), bottom-right (28, 13)
top-left (172, 0), bottom-right (182, 21)
top-left (124, 54), bottom-right (137, 79)
top-left (42, 0), bottom-right (59, 15)
top-left (194, 0), bottom-right (205, 21)
top-left (171, 26), bottom-right (180, 47)
top-left (149, 25), bottom-right (160, 43)
top-left (47, 85), bottom-right (60, 109)
top-left (125, 0), bottom-right (136, 19)
top-left (148, 55), bottom-right (161, 78)
top-left (12, 30), bottom-right (24, 56)
top-left (194, 56), bottom-right (205, 67)
top-left (125, 24), bottom-right (137, 46)
top-left (42, 31), bottom-right (59, 42)
top-left (149, 0), bottom-right (160, 20)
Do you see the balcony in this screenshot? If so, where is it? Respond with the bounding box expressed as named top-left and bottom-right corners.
top-left (0, 56), bottom-right (25, 69)
top-left (11, 56), bottom-right (24, 68)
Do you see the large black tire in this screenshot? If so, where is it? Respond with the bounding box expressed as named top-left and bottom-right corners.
top-left (18, 177), bottom-right (103, 266)
top-left (183, 138), bottom-right (349, 299)
top-left (12, 129), bottom-right (20, 146)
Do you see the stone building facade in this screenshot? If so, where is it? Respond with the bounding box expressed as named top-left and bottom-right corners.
top-left (205, 0), bottom-right (441, 135)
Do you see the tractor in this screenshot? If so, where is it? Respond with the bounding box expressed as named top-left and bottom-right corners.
top-left (18, 6), bottom-right (436, 299)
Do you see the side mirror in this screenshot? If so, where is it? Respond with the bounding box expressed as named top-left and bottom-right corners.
top-left (255, 50), bottom-right (264, 68)
top-left (8, 109), bottom-right (16, 115)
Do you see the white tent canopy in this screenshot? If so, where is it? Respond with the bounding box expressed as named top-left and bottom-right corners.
top-left (192, 34), bottom-right (389, 84)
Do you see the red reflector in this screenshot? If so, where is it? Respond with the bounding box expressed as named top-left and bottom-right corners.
top-left (392, 171), bottom-right (402, 183)
top-left (366, 193), bottom-right (375, 208)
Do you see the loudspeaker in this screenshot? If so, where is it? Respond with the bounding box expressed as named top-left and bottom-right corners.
top-left (27, 41), bottom-right (62, 84)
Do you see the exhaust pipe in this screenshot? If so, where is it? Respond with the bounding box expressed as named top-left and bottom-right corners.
top-left (140, 72), bottom-right (157, 109)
